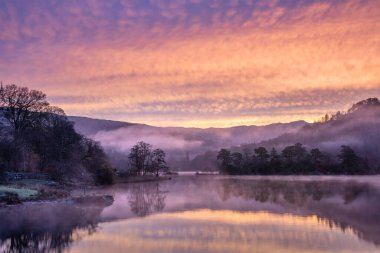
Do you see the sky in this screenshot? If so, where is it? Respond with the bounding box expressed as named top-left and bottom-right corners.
top-left (0, 0), bottom-right (379, 128)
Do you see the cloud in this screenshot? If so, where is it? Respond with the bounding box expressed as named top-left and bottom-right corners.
top-left (0, 0), bottom-right (379, 127)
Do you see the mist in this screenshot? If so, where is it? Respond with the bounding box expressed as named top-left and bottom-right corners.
top-left (69, 99), bottom-right (380, 172)
top-left (93, 126), bottom-right (204, 153)
top-left (68, 117), bottom-right (306, 171)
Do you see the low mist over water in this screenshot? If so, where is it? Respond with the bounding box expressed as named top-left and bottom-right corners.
top-left (1, 175), bottom-right (380, 253)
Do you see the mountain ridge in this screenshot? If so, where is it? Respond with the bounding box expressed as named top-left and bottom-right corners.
top-left (68, 116), bottom-right (307, 170)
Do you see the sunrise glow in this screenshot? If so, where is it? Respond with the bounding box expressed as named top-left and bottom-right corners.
top-left (1, 0), bottom-right (379, 127)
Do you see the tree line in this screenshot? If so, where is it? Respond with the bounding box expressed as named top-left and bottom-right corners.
top-left (0, 84), bottom-right (114, 184)
top-left (217, 143), bottom-right (370, 175)
top-left (315, 97), bottom-right (380, 123)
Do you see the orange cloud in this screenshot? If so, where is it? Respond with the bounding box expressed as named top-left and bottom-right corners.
top-left (0, 0), bottom-right (379, 127)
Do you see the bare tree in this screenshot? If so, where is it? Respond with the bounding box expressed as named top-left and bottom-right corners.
top-left (128, 142), bottom-right (168, 176)
top-left (150, 149), bottom-right (168, 176)
top-left (128, 141), bottom-right (152, 175)
top-left (0, 84), bottom-right (49, 139)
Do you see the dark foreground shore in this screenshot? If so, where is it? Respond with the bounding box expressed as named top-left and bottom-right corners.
top-left (0, 175), bottom-right (172, 206)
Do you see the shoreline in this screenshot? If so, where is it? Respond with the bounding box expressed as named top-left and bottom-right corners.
top-left (0, 175), bottom-right (172, 206)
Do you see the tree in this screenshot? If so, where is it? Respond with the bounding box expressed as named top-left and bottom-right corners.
top-left (0, 84), bottom-right (53, 170)
top-left (128, 141), bottom-right (152, 175)
top-left (217, 149), bottom-right (232, 172)
top-left (282, 145), bottom-right (295, 163)
top-left (294, 143), bottom-right (307, 161)
top-left (338, 145), bottom-right (361, 174)
top-left (269, 147), bottom-right (281, 174)
top-left (348, 97), bottom-right (380, 113)
top-left (127, 142), bottom-right (168, 176)
top-left (0, 83), bottom-right (116, 183)
top-left (310, 148), bottom-right (323, 163)
top-left (270, 148), bottom-right (280, 162)
top-left (215, 143), bottom-right (370, 176)
top-left (150, 149), bottom-right (168, 176)
top-left (231, 152), bottom-right (243, 166)
top-left (29, 109), bottom-right (82, 170)
top-left (81, 138), bottom-right (114, 184)
top-left (331, 111), bottom-right (343, 121)
top-left (254, 147), bottom-right (269, 163)
top-left (0, 84), bottom-right (49, 139)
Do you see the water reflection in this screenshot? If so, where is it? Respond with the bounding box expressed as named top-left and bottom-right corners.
top-left (1, 225), bottom-right (95, 253)
top-left (1, 176), bottom-right (380, 253)
top-left (68, 210), bottom-right (380, 253)
top-left (216, 178), bottom-right (372, 205)
top-left (128, 182), bottom-right (166, 217)
top-left (0, 199), bottom-right (110, 253)
top-left (214, 178), bottom-right (380, 246)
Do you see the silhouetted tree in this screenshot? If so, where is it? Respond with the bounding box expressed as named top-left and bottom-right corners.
top-left (348, 97), bottom-right (380, 113)
top-left (231, 152), bottom-right (243, 173)
top-left (81, 138), bottom-right (115, 184)
top-left (310, 148), bottom-right (323, 163)
top-left (127, 142), bottom-right (168, 176)
top-left (254, 147), bottom-right (269, 163)
top-left (269, 147), bottom-right (281, 174)
top-left (337, 145), bottom-right (369, 174)
top-left (0, 83), bottom-right (116, 184)
top-left (0, 84), bottom-right (49, 139)
top-left (294, 143), bottom-right (307, 161)
top-left (282, 145), bottom-right (295, 163)
top-left (128, 141), bottom-right (152, 175)
top-left (216, 144), bottom-right (370, 175)
top-left (150, 149), bottom-right (168, 176)
top-left (217, 149), bottom-right (232, 173)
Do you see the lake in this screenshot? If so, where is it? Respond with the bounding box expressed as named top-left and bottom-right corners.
top-left (1, 175), bottom-right (380, 253)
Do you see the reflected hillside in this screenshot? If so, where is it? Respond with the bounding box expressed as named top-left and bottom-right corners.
top-left (214, 178), bottom-right (380, 245)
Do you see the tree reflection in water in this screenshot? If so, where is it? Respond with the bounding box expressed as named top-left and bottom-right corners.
top-left (1, 177), bottom-right (380, 252)
top-left (0, 199), bottom-right (111, 253)
top-left (214, 178), bottom-right (380, 245)
top-left (1, 224), bottom-right (96, 253)
top-left (216, 179), bottom-right (372, 205)
top-left (128, 182), bottom-right (166, 217)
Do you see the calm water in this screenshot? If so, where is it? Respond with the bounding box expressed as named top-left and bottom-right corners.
top-left (1, 175), bottom-right (380, 253)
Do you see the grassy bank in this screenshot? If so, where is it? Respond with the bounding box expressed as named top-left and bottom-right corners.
top-left (0, 179), bottom-right (70, 205)
top-left (0, 186), bottom-right (38, 200)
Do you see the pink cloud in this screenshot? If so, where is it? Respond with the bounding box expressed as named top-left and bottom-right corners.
top-left (0, 0), bottom-right (379, 127)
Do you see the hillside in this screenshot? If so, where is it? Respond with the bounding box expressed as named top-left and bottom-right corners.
top-left (68, 116), bottom-right (307, 170)
top-left (197, 98), bottom-right (380, 171)
top-left (258, 98), bottom-right (380, 160)
top-left (67, 116), bottom-right (138, 136)
top-left (69, 98), bottom-right (380, 171)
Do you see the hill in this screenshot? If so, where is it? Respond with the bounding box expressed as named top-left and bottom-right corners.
top-left (67, 116), bottom-right (138, 136)
top-left (68, 116), bottom-right (307, 170)
top-left (195, 98), bottom-right (380, 171)
top-left (258, 98), bottom-right (380, 162)
top-left (69, 98), bottom-right (380, 172)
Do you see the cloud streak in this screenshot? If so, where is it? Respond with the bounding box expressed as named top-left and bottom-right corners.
top-left (0, 0), bottom-right (379, 127)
